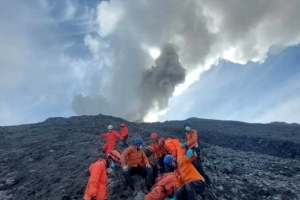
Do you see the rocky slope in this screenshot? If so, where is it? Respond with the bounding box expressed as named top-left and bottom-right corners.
top-left (0, 114), bottom-right (299, 200)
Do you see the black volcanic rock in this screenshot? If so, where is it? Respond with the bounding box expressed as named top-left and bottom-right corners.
top-left (0, 114), bottom-right (299, 200)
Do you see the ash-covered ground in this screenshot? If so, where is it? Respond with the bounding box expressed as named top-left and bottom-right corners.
top-left (0, 114), bottom-right (300, 200)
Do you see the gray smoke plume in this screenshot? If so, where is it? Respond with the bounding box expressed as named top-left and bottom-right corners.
top-left (72, 44), bottom-right (186, 121)
top-left (139, 44), bottom-right (186, 119)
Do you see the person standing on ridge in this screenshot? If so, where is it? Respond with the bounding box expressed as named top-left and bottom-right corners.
top-left (151, 133), bottom-right (167, 173)
top-left (99, 125), bottom-right (122, 156)
top-left (180, 121), bottom-right (210, 185)
top-left (163, 150), bottom-right (206, 200)
top-left (84, 150), bottom-right (121, 200)
top-left (121, 138), bottom-right (153, 196)
top-left (120, 123), bottom-right (129, 147)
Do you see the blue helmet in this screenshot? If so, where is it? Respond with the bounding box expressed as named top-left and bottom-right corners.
top-left (133, 138), bottom-right (144, 145)
top-left (164, 154), bottom-right (174, 166)
top-left (183, 121), bottom-right (191, 127)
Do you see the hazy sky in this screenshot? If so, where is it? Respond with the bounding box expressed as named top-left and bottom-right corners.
top-left (1, 0), bottom-right (300, 126)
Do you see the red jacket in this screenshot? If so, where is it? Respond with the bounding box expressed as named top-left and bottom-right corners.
top-left (100, 130), bottom-right (122, 146)
top-left (84, 159), bottom-right (108, 200)
top-left (120, 126), bottom-right (128, 138)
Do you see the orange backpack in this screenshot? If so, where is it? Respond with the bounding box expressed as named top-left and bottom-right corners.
top-left (151, 172), bottom-right (176, 196)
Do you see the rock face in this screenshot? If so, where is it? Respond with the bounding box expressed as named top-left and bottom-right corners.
top-left (0, 114), bottom-right (300, 200)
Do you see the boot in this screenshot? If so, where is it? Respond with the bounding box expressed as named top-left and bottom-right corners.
top-left (132, 185), bottom-right (139, 196)
top-left (142, 185), bottom-right (149, 194)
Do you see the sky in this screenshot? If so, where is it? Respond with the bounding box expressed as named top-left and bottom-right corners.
top-left (0, 0), bottom-right (300, 126)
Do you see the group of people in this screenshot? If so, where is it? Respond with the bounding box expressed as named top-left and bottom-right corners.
top-left (84, 121), bottom-right (210, 200)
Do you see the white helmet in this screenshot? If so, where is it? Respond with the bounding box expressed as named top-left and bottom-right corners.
top-left (108, 125), bottom-right (113, 130)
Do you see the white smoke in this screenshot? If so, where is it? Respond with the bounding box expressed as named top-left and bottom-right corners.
top-left (72, 0), bottom-right (300, 122)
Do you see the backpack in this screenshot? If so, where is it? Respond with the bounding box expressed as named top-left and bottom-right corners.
top-left (151, 172), bottom-right (176, 196)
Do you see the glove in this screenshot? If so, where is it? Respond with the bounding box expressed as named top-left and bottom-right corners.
top-left (180, 142), bottom-right (187, 148)
top-left (169, 197), bottom-right (177, 200)
top-left (123, 166), bottom-right (128, 171)
top-left (91, 196), bottom-right (96, 200)
top-left (186, 149), bottom-right (194, 158)
top-left (146, 164), bottom-right (151, 168)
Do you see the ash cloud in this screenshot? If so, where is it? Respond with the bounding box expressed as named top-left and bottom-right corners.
top-left (71, 0), bottom-right (300, 122)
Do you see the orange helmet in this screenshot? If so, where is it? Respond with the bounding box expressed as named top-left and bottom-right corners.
top-left (158, 138), bottom-right (165, 147)
top-left (146, 146), bottom-right (155, 153)
top-left (107, 150), bottom-right (121, 163)
top-left (150, 133), bottom-right (158, 140)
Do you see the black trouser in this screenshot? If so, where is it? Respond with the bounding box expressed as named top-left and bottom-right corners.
top-left (151, 165), bottom-right (159, 185)
top-left (122, 135), bottom-right (129, 147)
top-left (122, 165), bottom-right (153, 189)
top-left (191, 146), bottom-right (210, 184)
top-left (175, 180), bottom-right (206, 200)
top-left (158, 155), bottom-right (166, 173)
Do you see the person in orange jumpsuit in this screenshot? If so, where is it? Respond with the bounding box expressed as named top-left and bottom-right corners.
top-left (163, 150), bottom-right (206, 200)
top-left (180, 121), bottom-right (210, 185)
top-left (84, 150), bottom-right (121, 200)
top-left (121, 138), bottom-right (153, 196)
top-left (151, 133), bottom-right (167, 173)
top-left (120, 123), bottom-right (129, 147)
top-left (144, 172), bottom-right (182, 200)
top-left (100, 125), bottom-right (122, 156)
top-left (144, 146), bottom-right (159, 184)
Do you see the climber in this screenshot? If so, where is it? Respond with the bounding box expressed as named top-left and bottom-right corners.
top-left (99, 125), bottom-right (122, 156)
top-left (151, 133), bottom-right (167, 173)
top-left (163, 150), bottom-right (206, 200)
top-left (180, 121), bottom-right (210, 185)
top-left (121, 138), bottom-right (153, 196)
top-left (120, 123), bottom-right (129, 147)
top-left (144, 172), bottom-right (181, 200)
top-left (144, 146), bottom-right (159, 184)
top-left (84, 150), bottom-right (121, 200)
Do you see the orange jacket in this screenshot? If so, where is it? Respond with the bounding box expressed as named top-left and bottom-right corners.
top-left (120, 126), bottom-right (128, 137)
top-left (120, 146), bottom-right (149, 167)
top-left (84, 159), bottom-right (107, 200)
top-left (185, 129), bottom-right (198, 149)
top-left (100, 130), bottom-right (122, 145)
top-left (152, 142), bottom-right (167, 159)
top-left (145, 172), bottom-right (178, 200)
top-left (177, 154), bottom-right (205, 184)
top-left (164, 138), bottom-right (186, 159)
top-left (173, 169), bottom-right (184, 188)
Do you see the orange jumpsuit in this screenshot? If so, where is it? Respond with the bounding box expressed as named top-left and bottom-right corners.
top-left (144, 172), bottom-right (182, 200)
top-left (152, 142), bottom-right (167, 159)
top-left (120, 125), bottom-right (128, 138)
top-left (120, 146), bottom-right (149, 167)
top-left (177, 154), bottom-right (205, 183)
top-left (84, 159), bottom-right (108, 200)
top-left (100, 130), bottom-right (122, 156)
top-left (164, 138), bottom-right (186, 159)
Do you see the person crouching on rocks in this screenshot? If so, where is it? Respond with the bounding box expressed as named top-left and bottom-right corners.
top-left (84, 150), bottom-right (121, 200)
top-left (120, 123), bottom-right (129, 147)
top-left (99, 125), bottom-right (122, 156)
top-left (121, 138), bottom-right (153, 196)
top-left (150, 133), bottom-right (167, 173)
top-left (163, 150), bottom-right (206, 200)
